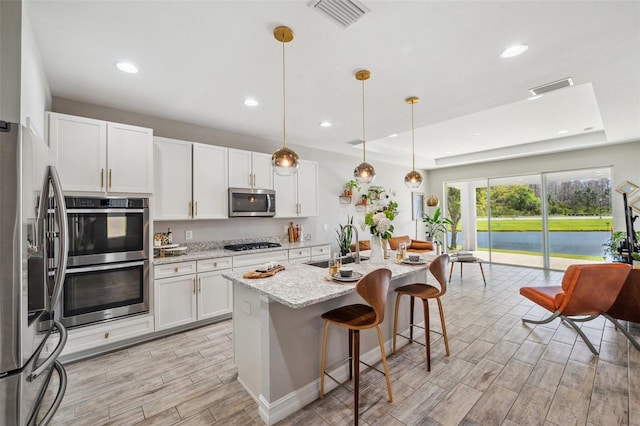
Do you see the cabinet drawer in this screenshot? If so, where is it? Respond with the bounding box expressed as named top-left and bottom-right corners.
top-left (154, 261), bottom-right (197, 279)
top-left (289, 247), bottom-right (311, 260)
top-left (311, 245), bottom-right (331, 259)
top-left (197, 257), bottom-right (232, 273)
top-left (232, 250), bottom-right (288, 269)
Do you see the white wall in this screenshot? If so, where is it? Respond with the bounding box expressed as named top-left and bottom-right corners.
top-left (424, 141), bottom-right (640, 232)
top-left (52, 97), bottom-right (425, 249)
top-left (21, 3), bottom-right (51, 136)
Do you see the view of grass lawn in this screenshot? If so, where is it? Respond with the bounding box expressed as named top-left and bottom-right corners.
top-left (476, 247), bottom-right (602, 261)
top-left (472, 217), bottom-right (612, 232)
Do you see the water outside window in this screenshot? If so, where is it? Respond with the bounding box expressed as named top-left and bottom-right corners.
top-left (445, 167), bottom-right (612, 270)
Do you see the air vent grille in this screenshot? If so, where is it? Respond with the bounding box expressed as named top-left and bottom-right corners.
top-left (529, 77), bottom-right (574, 96)
top-left (308, 0), bottom-right (370, 29)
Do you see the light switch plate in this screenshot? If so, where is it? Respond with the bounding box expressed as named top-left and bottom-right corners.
top-left (243, 301), bottom-right (251, 315)
top-left (185, 230), bottom-right (193, 240)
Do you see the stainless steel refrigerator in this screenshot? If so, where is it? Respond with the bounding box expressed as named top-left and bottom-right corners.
top-left (0, 121), bottom-right (69, 425)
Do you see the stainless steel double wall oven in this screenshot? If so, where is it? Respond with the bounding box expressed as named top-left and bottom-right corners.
top-left (59, 197), bottom-right (150, 328)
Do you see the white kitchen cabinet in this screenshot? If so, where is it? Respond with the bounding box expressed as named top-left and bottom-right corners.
top-left (154, 258), bottom-right (232, 332)
top-left (154, 137), bottom-right (228, 220)
top-left (154, 137), bottom-right (193, 220)
top-left (288, 247), bottom-right (311, 264)
top-left (48, 112), bottom-right (153, 194)
top-left (311, 245), bottom-right (331, 261)
top-left (228, 148), bottom-right (273, 189)
top-left (274, 159), bottom-right (319, 217)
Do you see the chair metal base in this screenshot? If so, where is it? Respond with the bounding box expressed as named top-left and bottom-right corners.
top-left (523, 311), bottom-right (640, 356)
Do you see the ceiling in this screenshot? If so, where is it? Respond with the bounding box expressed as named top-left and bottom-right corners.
top-left (25, 0), bottom-right (640, 170)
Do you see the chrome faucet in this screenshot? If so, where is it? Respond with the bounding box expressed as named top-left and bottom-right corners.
top-left (340, 224), bottom-right (360, 264)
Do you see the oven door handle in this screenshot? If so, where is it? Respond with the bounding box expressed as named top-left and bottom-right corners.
top-left (66, 208), bottom-right (146, 214)
top-left (64, 260), bottom-right (146, 274)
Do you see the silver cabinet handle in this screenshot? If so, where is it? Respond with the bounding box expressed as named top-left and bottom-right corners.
top-left (100, 168), bottom-right (104, 189)
top-left (193, 278), bottom-right (196, 294)
top-left (198, 278), bottom-right (202, 293)
top-left (188, 201), bottom-right (192, 218)
top-left (108, 169), bottom-right (113, 189)
top-left (195, 201), bottom-right (198, 217)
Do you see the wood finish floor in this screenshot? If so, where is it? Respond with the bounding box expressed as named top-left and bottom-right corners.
top-left (46, 263), bottom-right (640, 425)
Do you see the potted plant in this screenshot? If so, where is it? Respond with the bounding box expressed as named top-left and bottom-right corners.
top-left (358, 193), bottom-right (369, 205)
top-left (335, 215), bottom-right (354, 256)
top-left (368, 186), bottom-right (385, 200)
top-left (343, 180), bottom-right (361, 197)
top-left (423, 207), bottom-right (453, 245)
top-left (632, 252), bottom-right (640, 269)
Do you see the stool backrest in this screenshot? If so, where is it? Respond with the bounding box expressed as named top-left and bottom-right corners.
top-left (356, 268), bottom-right (392, 325)
top-left (558, 263), bottom-right (631, 316)
top-left (428, 254), bottom-right (450, 296)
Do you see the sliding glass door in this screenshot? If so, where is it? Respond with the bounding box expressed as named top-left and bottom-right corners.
top-left (444, 167), bottom-right (611, 270)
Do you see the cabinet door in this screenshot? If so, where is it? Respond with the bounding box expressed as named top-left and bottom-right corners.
top-left (297, 160), bottom-right (319, 217)
top-left (251, 152), bottom-right (273, 189)
top-left (198, 270), bottom-right (232, 320)
top-left (154, 138), bottom-right (193, 220)
top-left (155, 274), bottom-right (197, 331)
top-left (193, 144), bottom-right (228, 219)
top-left (228, 148), bottom-right (253, 188)
top-left (107, 123), bottom-right (153, 193)
top-left (273, 172), bottom-right (297, 218)
top-left (48, 112), bottom-right (106, 193)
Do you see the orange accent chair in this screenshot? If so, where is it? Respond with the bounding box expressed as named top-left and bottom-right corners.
top-left (387, 235), bottom-right (434, 253)
top-left (350, 240), bottom-right (371, 252)
top-left (520, 263), bottom-right (634, 355)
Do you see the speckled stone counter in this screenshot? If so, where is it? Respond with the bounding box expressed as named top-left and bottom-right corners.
top-left (223, 259), bottom-right (431, 309)
top-left (153, 240), bottom-right (330, 265)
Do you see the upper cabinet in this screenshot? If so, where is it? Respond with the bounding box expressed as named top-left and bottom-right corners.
top-left (274, 159), bottom-right (319, 217)
top-left (154, 137), bottom-right (228, 220)
top-left (228, 149), bottom-right (273, 189)
top-left (48, 112), bottom-right (153, 195)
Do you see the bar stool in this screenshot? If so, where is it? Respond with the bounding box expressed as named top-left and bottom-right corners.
top-left (320, 268), bottom-right (393, 425)
top-left (392, 254), bottom-right (450, 371)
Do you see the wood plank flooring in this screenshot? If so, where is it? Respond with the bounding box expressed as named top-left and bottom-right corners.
top-left (45, 263), bottom-right (640, 425)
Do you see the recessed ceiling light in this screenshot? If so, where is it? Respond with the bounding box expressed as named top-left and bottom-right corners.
top-left (527, 95), bottom-right (542, 101)
top-left (500, 43), bottom-right (529, 58)
top-left (473, 132), bottom-right (481, 136)
top-left (557, 129), bottom-right (569, 135)
top-left (115, 61), bottom-right (139, 74)
top-left (319, 121), bottom-right (332, 127)
top-left (389, 133), bottom-right (398, 138)
top-left (444, 151), bottom-right (452, 155)
top-left (243, 98), bottom-right (259, 107)
top-left (584, 126), bottom-right (594, 132)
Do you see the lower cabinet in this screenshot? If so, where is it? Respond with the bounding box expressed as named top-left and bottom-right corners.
top-left (311, 245), bottom-right (331, 261)
top-left (154, 258), bottom-right (232, 332)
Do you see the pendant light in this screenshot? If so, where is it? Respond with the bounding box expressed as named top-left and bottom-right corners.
top-left (404, 96), bottom-right (423, 189)
top-left (271, 26), bottom-right (300, 176)
top-left (353, 70), bottom-right (375, 184)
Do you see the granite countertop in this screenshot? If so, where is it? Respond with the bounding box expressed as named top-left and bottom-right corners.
top-left (222, 257), bottom-right (432, 309)
top-left (153, 240), bottom-right (331, 265)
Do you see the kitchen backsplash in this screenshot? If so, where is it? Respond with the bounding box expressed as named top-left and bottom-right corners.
top-left (181, 234), bottom-right (312, 251)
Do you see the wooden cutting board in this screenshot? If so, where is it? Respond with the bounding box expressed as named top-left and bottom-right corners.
top-left (242, 265), bottom-right (286, 279)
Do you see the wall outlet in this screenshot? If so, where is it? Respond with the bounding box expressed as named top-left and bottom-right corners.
top-left (284, 225), bottom-right (289, 234)
top-left (323, 224), bottom-right (328, 231)
top-left (185, 230), bottom-right (193, 240)
top-left (243, 301), bottom-right (251, 315)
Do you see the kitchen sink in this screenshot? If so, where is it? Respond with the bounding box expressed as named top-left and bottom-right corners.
top-left (306, 256), bottom-right (368, 268)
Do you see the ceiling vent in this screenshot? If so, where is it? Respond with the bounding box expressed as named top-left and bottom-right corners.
top-left (308, 0), bottom-right (370, 29)
top-left (529, 77), bottom-right (574, 96)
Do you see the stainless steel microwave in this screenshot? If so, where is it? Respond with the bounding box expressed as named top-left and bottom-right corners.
top-left (228, 188), bottom-right (276, 217)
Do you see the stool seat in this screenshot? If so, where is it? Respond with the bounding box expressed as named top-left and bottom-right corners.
top-left (321, 304), bottom-right (376, 329)
top-left (395, 283), bottom-right (440, 299)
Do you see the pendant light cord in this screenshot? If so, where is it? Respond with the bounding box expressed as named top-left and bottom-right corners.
top-left (361, 78), bottom-right (366, 162)
top-left (411, 101), bottom-right (416, 171)
top-left (282, 41), bottom-right (287, 148)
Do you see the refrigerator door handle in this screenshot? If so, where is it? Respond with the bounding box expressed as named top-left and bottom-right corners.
top-left (27, 360), bottom-right (67, 426)
top-left (48, 166), bottom-right (69, 310)
top-left (28, 320), bottom-right (67, 382)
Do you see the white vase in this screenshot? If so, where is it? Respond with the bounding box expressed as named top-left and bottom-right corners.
top-left (370, 235), bottom-right (385, 264)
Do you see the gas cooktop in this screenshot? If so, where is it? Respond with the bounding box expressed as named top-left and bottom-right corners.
top-left (223, 242), bottom-right (282, 251)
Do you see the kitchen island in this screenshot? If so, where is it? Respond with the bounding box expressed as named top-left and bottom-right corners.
top-left (223, 258), bottom-right (432, 425)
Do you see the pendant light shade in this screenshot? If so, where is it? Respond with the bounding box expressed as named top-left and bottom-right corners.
top-left (404, 96), bottom-right (423, 189)
top-left (272, 26), bottom-right (300, 176)
top-left (354, 70), bottom-right (375, 184)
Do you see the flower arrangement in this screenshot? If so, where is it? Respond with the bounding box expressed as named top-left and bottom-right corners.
top-left (364, 201), bottom-right (398, 239)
